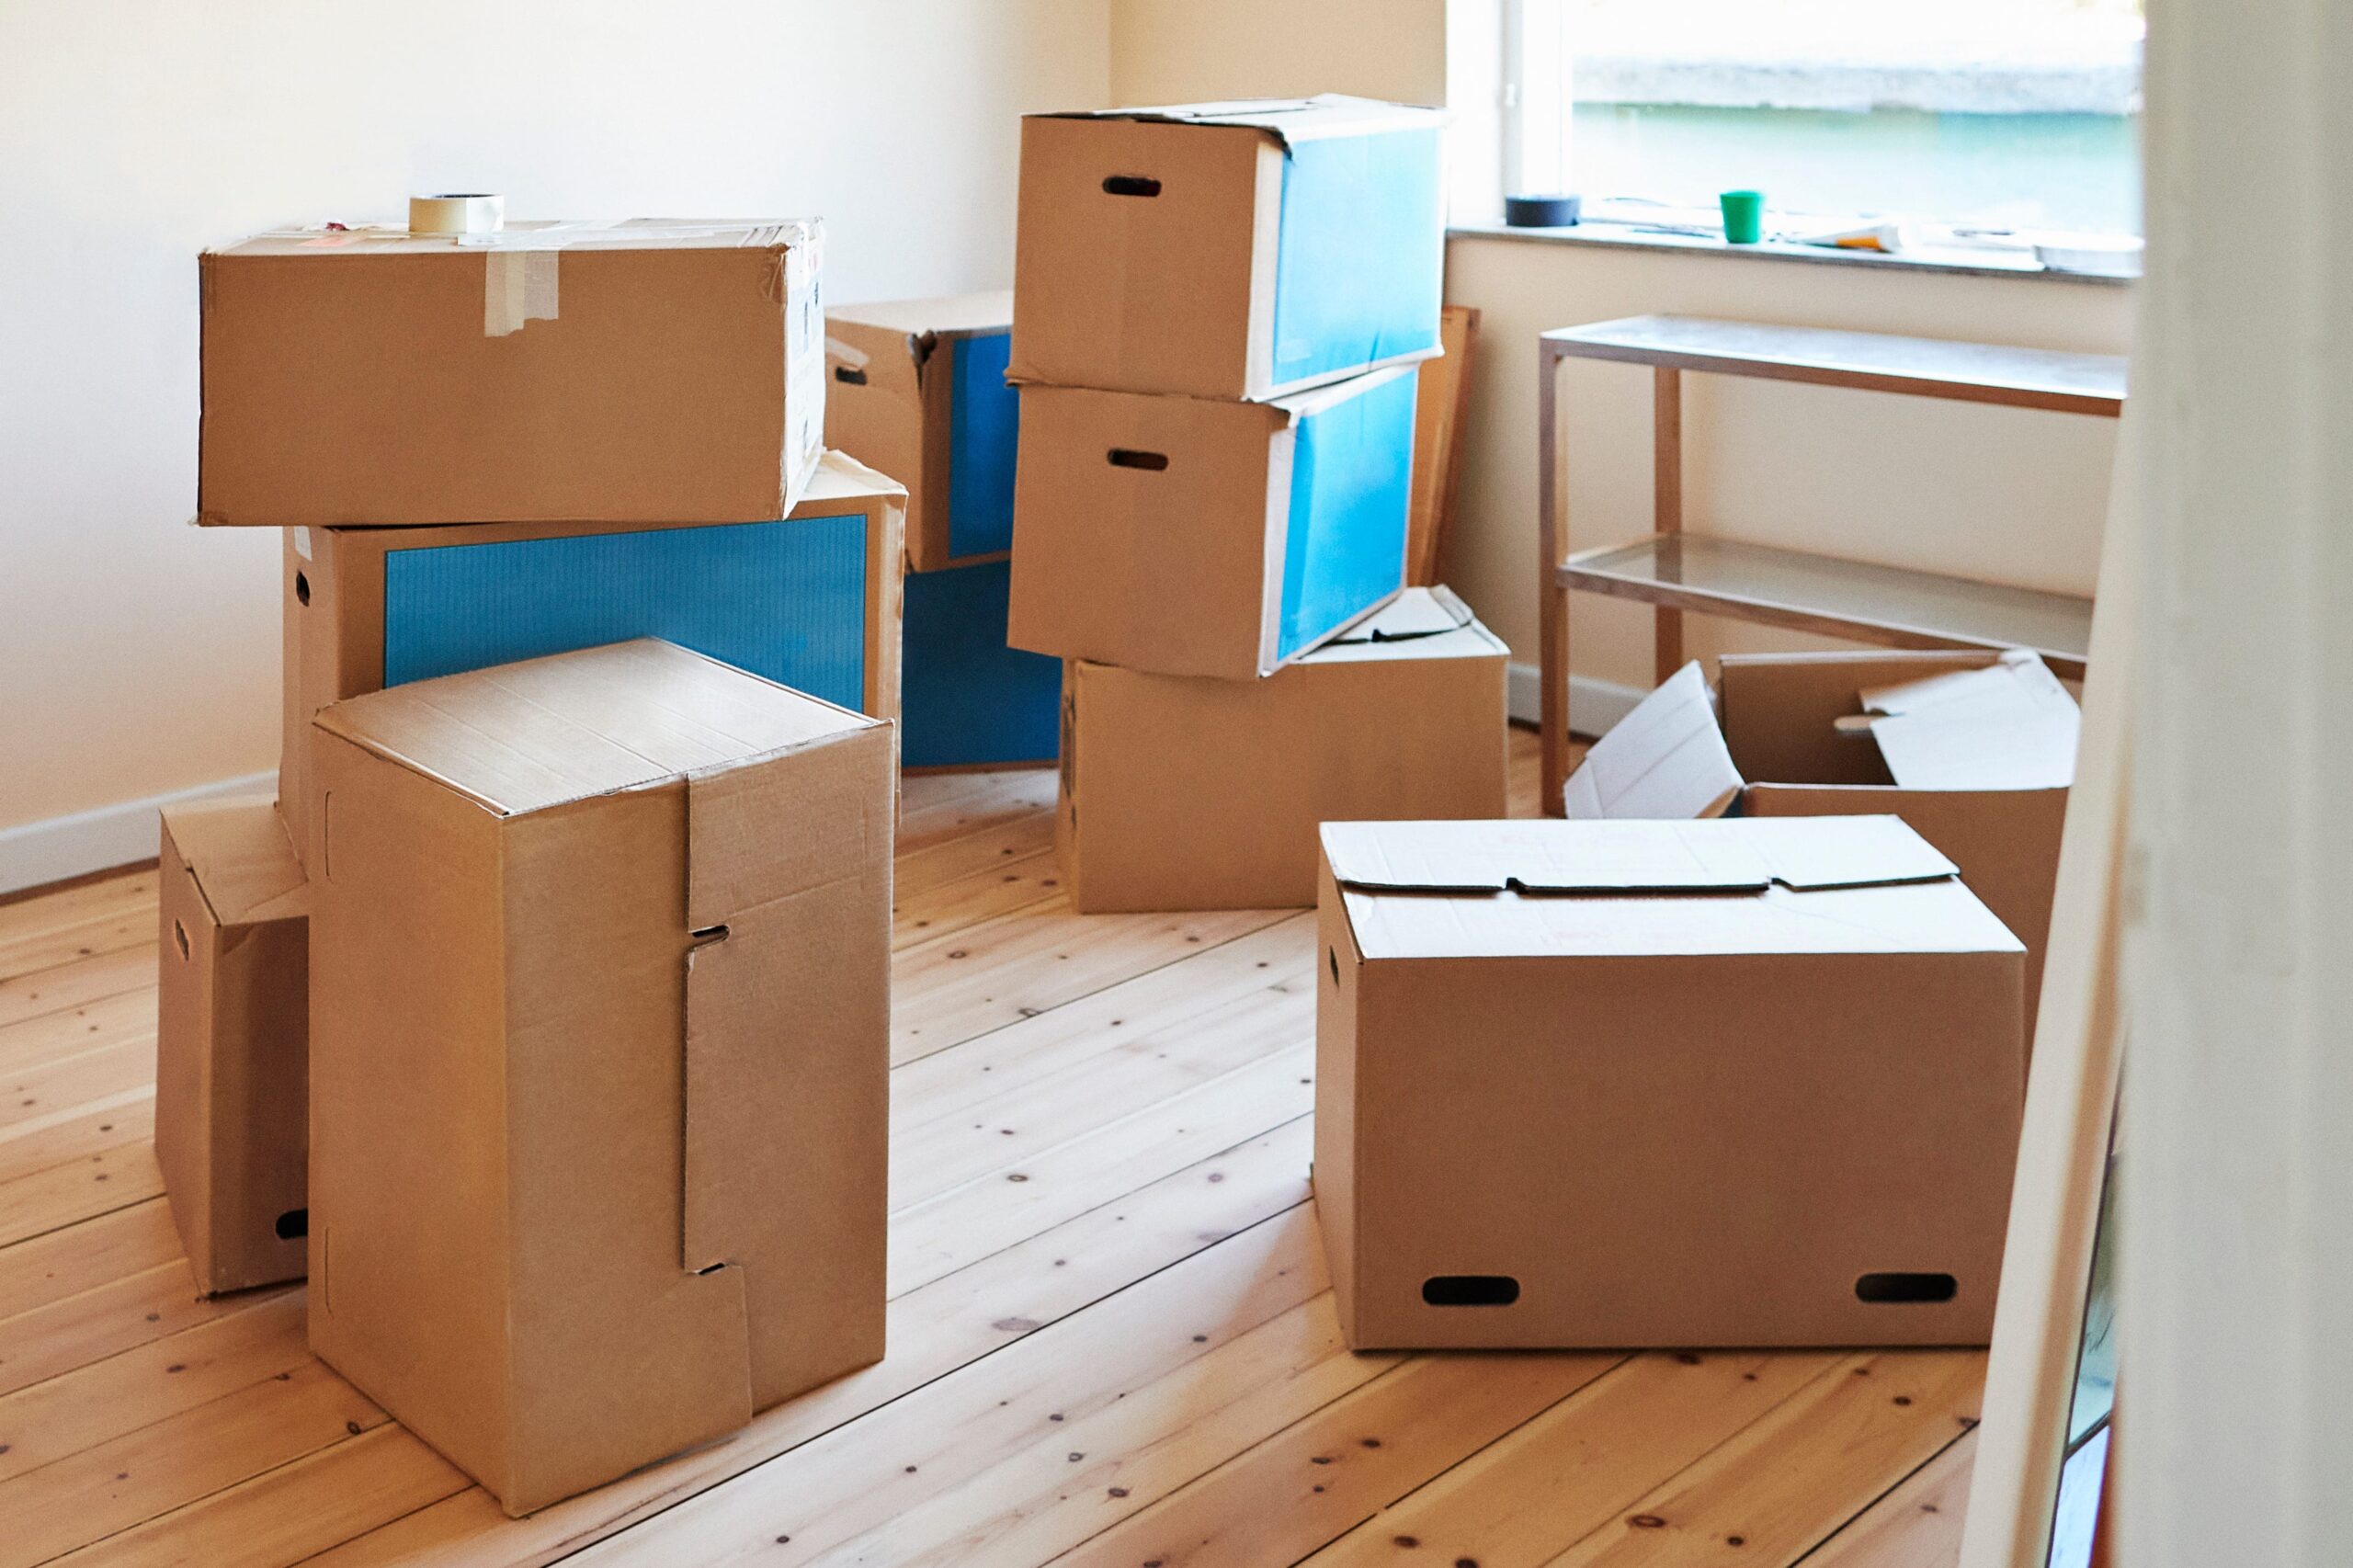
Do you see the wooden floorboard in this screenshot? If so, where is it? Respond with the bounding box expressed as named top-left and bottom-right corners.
top-left (0, 733), bottom-right (1989, 1565)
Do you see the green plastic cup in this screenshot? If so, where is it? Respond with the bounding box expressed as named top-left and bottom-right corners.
top-left (1720, 189), bottom-right (1764, 244)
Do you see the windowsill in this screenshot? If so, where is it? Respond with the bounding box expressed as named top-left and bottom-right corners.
top-left (1448, 219), bottom-right (2137, 285)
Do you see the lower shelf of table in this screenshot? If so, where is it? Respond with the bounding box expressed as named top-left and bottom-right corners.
top-left (1558, 532), bottom-right (2092, 676)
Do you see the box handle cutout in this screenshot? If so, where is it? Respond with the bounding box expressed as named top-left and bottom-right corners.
top-left (1102, 175), bottom-right (1162, 198)
top-left (1855, 1271), bottom-right (1958, 1304)
top-left (1107, 449), bottom-right (1168, 472)
top-left (172, 919), bottom-right (189, 960)
top-left (691, 924), bottom-right (730, 945)
top-left (275, 1208), bottom-right (308, 1240)
top-left (293, 571), bottom-right (310, 607)
top-left (1327, 947), bottom-right (1339, 986)
top-left (834, 365), bottom-right (868, 386)
top-left (1424, 1275), bottom-right (1520, 1307)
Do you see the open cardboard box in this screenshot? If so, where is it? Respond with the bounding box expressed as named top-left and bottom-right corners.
top-left (200, 219), bottom-right (825, 528)
top-left (1059, 586), bottom-right (1507, 911)
top-left (826, 291), bottom-right (1017, 571)
top-left (1313, 814), bottom-right (2027, 1350)
top-left (306, 640), bottom-right (892, 1515)
top-left (1564, 649), bottom-right (2077, 1043)
top-left (1009, 363), bottom-right (1418, 679)
top-left (154, 797), bottom-right (310, 1295)
top-left (1011, 97), bottom-right (1445, 401)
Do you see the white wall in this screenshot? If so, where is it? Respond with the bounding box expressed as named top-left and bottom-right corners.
top-left (0, 0), bottom-right (1109, 872)
top-left (1109, 0), bottom-right (1446, 105)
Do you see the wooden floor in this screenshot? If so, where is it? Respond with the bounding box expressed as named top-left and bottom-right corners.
top-left (0, 730), bottom-right (1981, 1566)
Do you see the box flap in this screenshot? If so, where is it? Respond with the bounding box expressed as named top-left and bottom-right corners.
top-left (826, 290), bottom-right (1012, 340)
top-left (313, 640), bottom-right (881, 818)
top-left (1301, 586), bottom-right (1508, 668)
top-left (799, 447), bottom-right (910, 508)
top-left (1324, 814), bottom-right (1954, 897)
top-left (211, 217), bottom-right (816, 258)
top-left (1032, 95), bottom-right (1442, 148)
top-left (160, 795), bottom-right (307, 925)
top-left (1561, 661), bottom-right (1746, 821)
top-left (1859, 650), bottom-right (2079, 790)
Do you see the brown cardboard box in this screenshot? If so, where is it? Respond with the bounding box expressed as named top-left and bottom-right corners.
top-left (199, 219), bottom-right (825, 527)
top-left (826, 292), bottom-right (1016, 571)
top-left (1008, 365), bottom-right (1419, 679)
top-left (1563, 651), bottom-right (2075, 1040)
top-left (306, 640), bottom-right (892, 1515)
top-left (1314, 814), bottom-right (2026, 1350)
top-left (1010, 97), bottom-right (1446, 401)
top-left (278, 451), bottom-right (905, 871)
top-left (1060, 587), bottom-right (1507, 911)
top-left (155, 797), bottom-right (309, 1294)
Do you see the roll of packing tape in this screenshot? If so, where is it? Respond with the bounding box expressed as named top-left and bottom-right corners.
top-left (409, 193), bottom-right (506, 235)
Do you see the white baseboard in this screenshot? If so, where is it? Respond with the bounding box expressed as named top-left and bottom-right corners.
top-left (1506, 662), bottom-right (1645, 738)
top-left (0, 771), bottom-right (277, 898)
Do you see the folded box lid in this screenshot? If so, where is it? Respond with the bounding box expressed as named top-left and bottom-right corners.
top-left (1301, 585), bottom-right (1506, 666)
top-left (1324, 816), bottom-right (2020, 960)
top-left (210, 217), bottom-right (816, 259)
top-left (826, 290), bottom-right (1012, 341)
top-left (162, 797), bottom-right (307, 926)
top-left (1858, 650), bottom-right (2079, 790)
top-left (1030, 94), bottom-right (1442, 146)
top-left (1561, 662), bottom-right (1744, 821)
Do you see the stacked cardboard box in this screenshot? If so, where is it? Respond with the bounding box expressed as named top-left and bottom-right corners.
top-left (826, 292), bottom-right (1062, 768)
top-left (1003, 97), bottom-right (1507, 905)
top-left (160, 213), bottom-right (895, 1515)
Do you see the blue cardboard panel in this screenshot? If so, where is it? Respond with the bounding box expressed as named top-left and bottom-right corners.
top-left (946, 330), bottom-right (1019, 560)
top-left (1269, 128), bottom-right (1445, 390)
top-left (382, 514), bottom-right (871, 714)
top-left (1276, 371), bottom-right (1416, 662)
top-left (902, 560), bottom-right (1062, 767)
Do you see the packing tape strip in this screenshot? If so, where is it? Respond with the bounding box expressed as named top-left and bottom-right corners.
top-left (409, 193), bottom-right (506, 235)
top-left (483, 249), bottom-right (559, 337)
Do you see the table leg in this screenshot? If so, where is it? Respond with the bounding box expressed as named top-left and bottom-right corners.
top-left (1539, 344), bottom-right (1571, 815)
top-left (1654, 366), bottom-right (1686, 683)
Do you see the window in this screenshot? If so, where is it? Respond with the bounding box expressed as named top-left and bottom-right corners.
top-left (1505, 0), bottom-right (2143, 243)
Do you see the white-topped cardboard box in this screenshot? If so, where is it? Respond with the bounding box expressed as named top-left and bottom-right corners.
top-left (1563, 649), bottom-right (2075, 1045)
top-left (1313, 814), bottom-right (2026, 1350)
top-left (1059, 587), bottom-right (1507, 911)
top-left (306, 639), bottom-right (892, 1516)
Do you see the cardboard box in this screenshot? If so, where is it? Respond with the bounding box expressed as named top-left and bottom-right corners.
top-left (1314, 814), bottom-right (2026, 1350)
top-left (1008, 363), bottom-right (1417, 678)
top-left (155, 798), bottom-right (311, 1295)
top-left (200, 219), bottom-right (825, 527)
top-left (903, 560), bottom-right (1062, 770)
top-left (306, 640), bottom-right (892, 1516)
top-left (1011, 97), bottom-right (1446, 401)
top-left (1060, 587), bottom-right (1506, 911)
top-left (827, 292), bottom-right (1017, 571)
top-left (278, 450), bottom-right (905, 869)
top-left (1563, 650), bottom-right (2075, 1040)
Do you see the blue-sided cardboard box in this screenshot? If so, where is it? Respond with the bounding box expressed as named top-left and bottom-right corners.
top-left (900, 561), bottom-right (1062, 770)
top-left (1008, 361), bottom-right (1418, 680)
top-left (277, 451), bottom-right (905, 869)
top-left (826, 292), bottom-right (1018, 573)
top-left (1011, 96), bottom-right (1446, 402)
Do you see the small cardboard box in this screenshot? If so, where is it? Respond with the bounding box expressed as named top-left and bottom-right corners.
top-left (1563, 650), bottom-right (2075, 1040)
top-left (1008, 363), bottom-right (1417, 679)
top-left (1011, 97), bottom-right (1446, 401)
top-left (826, 292), bottom-right (1017, 571)
top-left (1315, 815), bottom-right (2026, 1350)
top-left (155, 798), bottom-right (310, 1295)
top-left (306, 640), bottom-right (892, 1516)
top-left (278, 450), bottom-right (905, 870)
top-left (200, 219), bottom-right (825, 527)
top-left (1060, 587), bottom-right (1507, 911)
top-left (903, 560), bottom-right (1062, 770)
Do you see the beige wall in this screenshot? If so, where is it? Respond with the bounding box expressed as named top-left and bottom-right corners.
top-left (1446, 237), bottom-right (2131, 720)
top-left (0, 0), bottom-right (1109, 869)
top-left (1108, 0), bottom-right (1448, 104)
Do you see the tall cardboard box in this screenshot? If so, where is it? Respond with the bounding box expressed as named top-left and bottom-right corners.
top-left (902, 561), bottom-right (1062, 770)
top-left (278, 451), bottom-right (905, 869)
top-left (155, 798), bottom-right (310, 1294)
top-left (200, 219), bottom-right (825, 527)
top-left (306, 640), bottom-right (892, 1515)
top-left (1009, 364), bottom-right (1418, 678)
top-left (1315, 815), bottom-right (2026, 1350)
top-left (1011, 97), bottom-right (1446, 401)
top-left (1563, 651), bottom-right (2075, 1041)
top-left (826, 292), bottom-right (1017, 571)
top-left (1060, 588), bottom-right (1506, 911)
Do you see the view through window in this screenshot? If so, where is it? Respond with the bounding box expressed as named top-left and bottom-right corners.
top-left (1530, 0), bottom-right (2143, 239)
